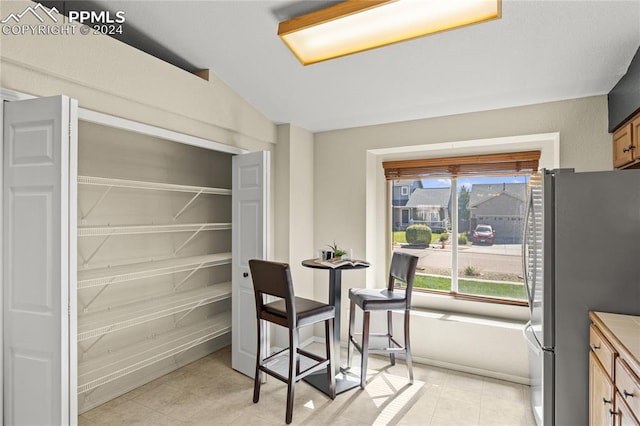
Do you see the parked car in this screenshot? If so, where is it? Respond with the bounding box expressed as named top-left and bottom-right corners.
top-left (472, 224), bottom-right (495, 245)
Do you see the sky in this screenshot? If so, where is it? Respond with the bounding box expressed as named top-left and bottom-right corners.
top-left (422, 175), bottom-right (528, 191)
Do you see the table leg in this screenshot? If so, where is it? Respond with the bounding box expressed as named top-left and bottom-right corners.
top-left (303, 269), bottom-right (361, 395)
top-left (328, 268), bottom-right (341, 375)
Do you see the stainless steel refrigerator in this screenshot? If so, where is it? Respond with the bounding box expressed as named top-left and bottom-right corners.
top-left (523, 168), bottom-right (640, 426)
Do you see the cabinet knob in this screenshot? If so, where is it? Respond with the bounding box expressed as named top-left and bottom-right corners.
top-left (602, 397), bottom-right (612, 405)
top-left (591, 344), bottom-right (601, 351)
top-left (622, 145), bottom-right (636, 153)
top-left (243, 272), bottom-right (249, 278)
top-left (623, 390), bottom-right (634, 399)
top-left (609, 409), bottom-right (619, 417)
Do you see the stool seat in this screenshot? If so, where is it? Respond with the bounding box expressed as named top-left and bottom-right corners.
top-left (349, 288), bottom-right (407, 311)
top-left (347, 252), bottom-right (418, 389)
top-left (263, 297), bottom-right (335, 327)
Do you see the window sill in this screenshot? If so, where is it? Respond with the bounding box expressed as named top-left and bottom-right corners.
top-left (411, 290), bottom-right (530, 322)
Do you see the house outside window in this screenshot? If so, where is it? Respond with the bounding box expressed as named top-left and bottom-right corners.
top-left (385, 151), bottom-right (539, 305)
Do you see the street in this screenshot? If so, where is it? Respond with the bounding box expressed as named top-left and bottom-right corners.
top-left (395, 243), bottom-right (523, 282)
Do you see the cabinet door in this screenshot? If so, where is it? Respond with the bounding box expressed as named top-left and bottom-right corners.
top-left (591, 352), bottom-right (615, 426)
top-left (231, 151), bottom-right (270, 377)
top-left (2, 96), bottom-right (77, 425)
top-left (632, 115), bottom-right (640, 162)
top-left (613, 122), bottom-right (633, 168)
top-left (616, 391), bottom-right (640, 426)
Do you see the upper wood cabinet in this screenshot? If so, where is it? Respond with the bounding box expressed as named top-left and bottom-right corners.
top-left (613, 112), bottom-right (640, 169)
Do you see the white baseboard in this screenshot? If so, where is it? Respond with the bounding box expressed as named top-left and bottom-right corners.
top-left (308, 336), bottom-right (530, 385)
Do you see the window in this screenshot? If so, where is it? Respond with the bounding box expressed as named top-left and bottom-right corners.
top-left (385, 151), bottom-right (539, 305)
top-left (401, 186), bottom-right (409, 196)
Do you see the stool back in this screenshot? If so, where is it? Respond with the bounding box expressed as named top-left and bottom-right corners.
top-left (248, 259), bottom-right (296, 327)
top-left (387, 252), bottom-right (419, 306)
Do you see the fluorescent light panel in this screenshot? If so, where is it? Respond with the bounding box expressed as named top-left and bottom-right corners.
top-left (278, 0), bottom-right (501, 65)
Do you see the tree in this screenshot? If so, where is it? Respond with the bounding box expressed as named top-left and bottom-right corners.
top-left (458, 186), bottom-right (471, 229)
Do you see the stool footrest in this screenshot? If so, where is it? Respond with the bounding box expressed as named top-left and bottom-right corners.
top-left (259, 349), bottom-right (330, 383)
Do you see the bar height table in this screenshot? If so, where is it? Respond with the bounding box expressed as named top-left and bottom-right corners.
top-left (301, 258), bottom-right (370, 395)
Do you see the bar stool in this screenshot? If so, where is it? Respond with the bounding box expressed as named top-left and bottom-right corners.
top-left (347, 252), bottom-right (419, 389)
top-left (248, 259), bottom-right (336, 424)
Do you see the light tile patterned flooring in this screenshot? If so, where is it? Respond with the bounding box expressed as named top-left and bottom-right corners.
top-left (79, 345), bottom-right (535, 425)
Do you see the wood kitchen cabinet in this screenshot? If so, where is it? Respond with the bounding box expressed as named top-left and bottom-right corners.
top-left (591, 351), bottom-right (616, 426)
top-left (589, 312), bottom-right (640, 426)
top-left (613, 113), bottom-right (640, 169)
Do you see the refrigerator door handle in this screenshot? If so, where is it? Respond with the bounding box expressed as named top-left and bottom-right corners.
top-left (523, 192), bottom-right (534, 309)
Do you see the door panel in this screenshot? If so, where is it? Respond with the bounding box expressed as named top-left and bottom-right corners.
top-left (3, 95), bottom-right (77, 425)
top-left (231, 151), bottom-right (269, 377)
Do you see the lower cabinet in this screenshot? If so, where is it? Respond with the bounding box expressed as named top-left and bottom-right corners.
top-left (590, 352), bottom-right (615, 426)
top-left (617, 391), bottom-right (639, 426)
top-left (590, 312), bottom-right (640, 426)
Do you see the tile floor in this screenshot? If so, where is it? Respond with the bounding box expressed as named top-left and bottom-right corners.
top-left (79, 345), bottom-right (535, 425)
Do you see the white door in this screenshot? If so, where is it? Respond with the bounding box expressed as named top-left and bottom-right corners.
top-left (231, 151), bottom-right (269, 377)
top-left (2, 96), bottom-right (77, 425)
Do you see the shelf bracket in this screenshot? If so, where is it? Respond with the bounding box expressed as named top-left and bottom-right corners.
top-left (173, 261), bottom-right (206, 291)
top-left (173, 224), bottom-right (205, 256)
top-left (173, 189), bottom-right (203, 221)
top-left (83, 234), bottom-right (113, 267)
top-left (80, 333), bottom-right (109, 358)
top-left (82, 284), bottom-right (111, 311)
top-left (81, 186), bottom-right (113, 221)
top-left (174, 300), bottom-right (206, 324)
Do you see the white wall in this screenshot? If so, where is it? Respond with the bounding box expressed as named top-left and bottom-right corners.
top-left (273, 124), bottom-right (315, 347)
top-left (314, 96), bottom-right (611, 382)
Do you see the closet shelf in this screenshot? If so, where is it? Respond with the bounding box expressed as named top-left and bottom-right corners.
top-left (78, 283), bottom-right (231, 342)
top-left (77, 175), bottom-right (231, 195)
top-left (78, 314), bottom-right (231, 394)
top-left (78, 252), bottom-right (232, 289)
top-left (78, 222), bottom-right (232, 237)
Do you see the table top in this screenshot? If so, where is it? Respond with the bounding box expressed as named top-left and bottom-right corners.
top-left (302, 258), bottom-right (370, 271)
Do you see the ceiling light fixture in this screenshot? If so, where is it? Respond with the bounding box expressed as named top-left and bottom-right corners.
top-left (278, 0), bottom-right (501, 66)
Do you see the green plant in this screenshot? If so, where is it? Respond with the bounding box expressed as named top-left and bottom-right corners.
top-left (458, 233), bottom-right (468, 245)
top-left (405, 224), bottom-right (432, 246)
top-left (464, 265), bottom-right (480, 276)
top-left (438, 232), bottom-right (449, 242)
top-left (327, 241), bottom-right (346, 257)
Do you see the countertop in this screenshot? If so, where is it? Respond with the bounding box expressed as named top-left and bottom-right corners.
top-left (590, 311), bottom-right (640, 376)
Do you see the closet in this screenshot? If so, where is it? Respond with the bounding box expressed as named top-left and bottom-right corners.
top-left (76, 119), bottom-right (234, 412)
top-left (2, 94), bottom-right (267, 424)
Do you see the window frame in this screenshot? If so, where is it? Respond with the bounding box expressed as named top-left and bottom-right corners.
top-left (366, 133), bottom-right (559, 320)
top-left (393, 173), bottom-right (531, 306)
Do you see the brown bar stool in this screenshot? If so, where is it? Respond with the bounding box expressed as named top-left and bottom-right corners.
top-left (248, 259), bottom-right (336, 424)
top-left (347, 252), bottom-right (419, 389)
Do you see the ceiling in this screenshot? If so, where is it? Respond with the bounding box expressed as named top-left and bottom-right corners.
top-left (81, 1), bottom-right (640, 132)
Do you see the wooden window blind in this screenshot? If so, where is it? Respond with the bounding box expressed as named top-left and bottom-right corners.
top-left (382, 151), bottom-right (541, 180)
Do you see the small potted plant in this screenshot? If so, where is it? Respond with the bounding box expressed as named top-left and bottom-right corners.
top-left (327, 241), bottom-right (347, 259)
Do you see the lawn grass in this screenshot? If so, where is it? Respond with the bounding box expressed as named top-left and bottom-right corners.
top-left (413, 274), bottom-right (527, 300)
